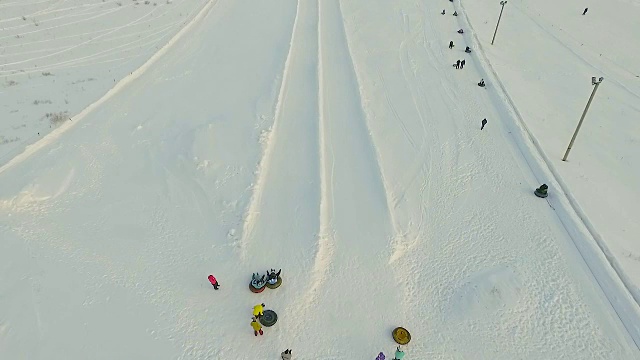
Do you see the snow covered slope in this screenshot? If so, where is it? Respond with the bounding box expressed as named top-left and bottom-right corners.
top-left (0, 0), bottom-right (210, 165)
top-left (1, 0), bottom-right (639, 359)
top-left (461, 0), bottom-right (640, 305)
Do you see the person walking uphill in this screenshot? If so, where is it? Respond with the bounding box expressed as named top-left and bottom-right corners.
top-left (253, 303), bottom-right (265, 318)
top-left (251, 317), bottom-right (263, 336)
top-left (207, 275), bottom-right (219, 290)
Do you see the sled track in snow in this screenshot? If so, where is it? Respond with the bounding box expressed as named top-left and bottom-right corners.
top-left (332, 0), bottom-right (397, 237)
top-left (301, 0), bottom-right (335, 311)
top-left (238, 0), bottom-right (301, 261)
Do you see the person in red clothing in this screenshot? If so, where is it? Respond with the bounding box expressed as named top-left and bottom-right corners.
top-left (208, 275), bottom-right (219, 290)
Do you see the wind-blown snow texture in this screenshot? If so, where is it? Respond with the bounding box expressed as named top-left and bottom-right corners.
top-left (1, 0), bottom-right (639, 359)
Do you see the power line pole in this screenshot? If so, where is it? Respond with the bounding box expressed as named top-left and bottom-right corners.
top-left (491, 1), bottom-right (508, 45)
top-left (562, 77), bottom-right (604, 161)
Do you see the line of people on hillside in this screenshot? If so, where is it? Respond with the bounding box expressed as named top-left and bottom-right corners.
top-left (446, 6), bottom-right (489, 131)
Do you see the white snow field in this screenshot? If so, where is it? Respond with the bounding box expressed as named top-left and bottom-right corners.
top-left (461, 0), bottom-right (640, 313)
top-left (1, 0), bottom-right (639, 360)
top-left (0, 0), bottom-right (211, 164)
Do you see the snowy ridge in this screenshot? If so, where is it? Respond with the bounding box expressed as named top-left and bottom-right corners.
top-left (334, 0), bottom-right (399, 240)
top-left (314, 0), bottom-right (337, 304)
top-left (239, 0), bottom-right (301, 260)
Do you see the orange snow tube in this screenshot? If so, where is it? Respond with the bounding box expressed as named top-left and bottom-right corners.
top-left (392, 327), bottom-right (411, 345)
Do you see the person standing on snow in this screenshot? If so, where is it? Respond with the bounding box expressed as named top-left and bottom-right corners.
top-left (376, 352), bottom-right (386, 360)
top-left (251, 317), bottom-right (263, 336)
top-left (253, 303), bottom-right (265, 318)
top-left (455, 59), bottom-right (461, 69)
top-left (393, 346), bottom-right (405, 360)
top-left (481, 118), bottom-right (488, 130)
top-left (281, 349), bottom-right (292, 360)
top-left (460, 59), bottom-right (466, 69)
top-left (207, 275), bottom-right (219, 290)
top-left (442, 9), bottom-right (445, 15)
top-left (449, 41), bottom-right (454, 49)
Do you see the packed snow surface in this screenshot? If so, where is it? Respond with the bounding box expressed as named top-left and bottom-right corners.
top-left (1, 0), bottom-right (639, 359)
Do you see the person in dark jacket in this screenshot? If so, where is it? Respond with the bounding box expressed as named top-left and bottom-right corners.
top-left (460, 59), bottom-right (466, 69)
top-left (281, 349), bottom-right (292, 360)
top-left (449, 40), bottom-right (454, 49)
top-left (481, 118), bottom-right (487, 130)
top-left (453, 11), bottom-right (458, 16)
top-left (455, 59), bottom-right (461, 69)
top-left (582, 7), bottom-right (588, 15)
top-left (465, 46), bottom-right (471, 53)
top-left (442, 9), bottom-right (445, 15)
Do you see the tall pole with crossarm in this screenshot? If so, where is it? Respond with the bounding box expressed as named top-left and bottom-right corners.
top-left (562, 77), bottom-right (604, 161)
top-left (491, 1), bottom-right (507, 45)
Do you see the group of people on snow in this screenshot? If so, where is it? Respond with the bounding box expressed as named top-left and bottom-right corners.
top-left (447, 6), bottom-right (489, 131)
top-left (376, 346), bottom-right (406, 360)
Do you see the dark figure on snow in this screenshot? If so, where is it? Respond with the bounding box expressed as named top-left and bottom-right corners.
top-left (442, 9), bottom-right (445, 15)
top-left (481, 118), bottom-right (487, 130)
top-left (267, 269), bottom-right (281, 284)
top-left (453, 11), bottom-right (458, 16)
top-left (535, 184), bottom-right (549, 198)
top-left (460, 59), bottom-right (466, 69)
top-left (478, 79), bottom-right (485, 87)
top-left (457, 29), bottom-right (464, 34)
top-left (449, 41), bottom-right (454, 49)
top-left (455, 60), bottom-right (461, 69)
top-left (281, 349), bottom-right (292, 360)
top-left (465, 46), bottom-right (471, 53)
top-left (582, 7), bottom-right (588, 15)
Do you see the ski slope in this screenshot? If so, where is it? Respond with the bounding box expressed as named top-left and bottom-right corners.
top-left (461, 0), bottom-right (640, 309)
top-left (1, 0), bottom-right (639, 359)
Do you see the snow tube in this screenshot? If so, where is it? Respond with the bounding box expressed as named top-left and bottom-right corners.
top-left (249, 282), bottom-right (266, 293)
top-left (259, 310), bottom-right (278, 327)
top-left (392, 327), bottom-right (411, 345)
top-left (266, 276), bottom-right (282, 289)
top-left (534, 188), bottom-right (548, 198)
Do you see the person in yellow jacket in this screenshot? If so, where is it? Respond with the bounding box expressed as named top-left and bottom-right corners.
top-left (251, 317), bottom-right (263, 336)
top-left (253, 303), bottom-right (265, 318)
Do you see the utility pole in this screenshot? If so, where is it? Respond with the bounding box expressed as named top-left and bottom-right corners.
top-left (562, 77), bottom-right (604, 161)
top-left (491, 1), bottom-right (508, 45)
